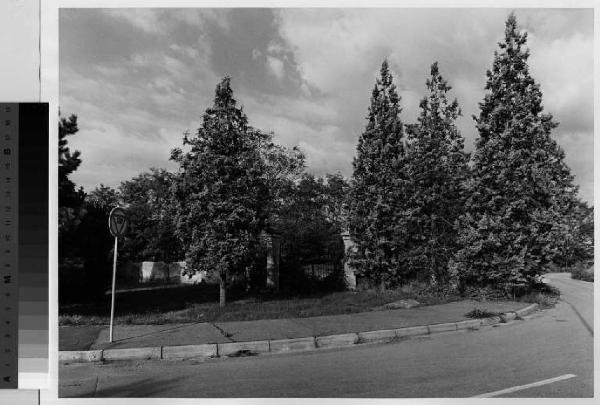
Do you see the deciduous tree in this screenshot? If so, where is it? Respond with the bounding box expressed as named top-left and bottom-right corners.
top-left (119, 168), bottom-right (183, 263)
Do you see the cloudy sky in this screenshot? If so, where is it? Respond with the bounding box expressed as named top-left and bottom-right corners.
top-left (59, 8), bottom-right (594, 202)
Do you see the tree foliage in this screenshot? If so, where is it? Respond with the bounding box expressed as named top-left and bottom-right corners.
top-left (347, 60), bottom-right (407, 289)
top-left (404, 62), bottom-right (469, 284)
top-left (76, 185), bottom-right (120, 298)
top-left (451, 14), bottom-right (579, 289)
top-left (171, 77), bottom-right (270, 305)
top-left (59, 113), bottom-right (84, 208)
top-left (276, 173), bottom-right (348, 292)
top-left (58, 112), bottom-right (85, 245)
top-left (554, 200), bottom-right (594, 269)
top-left (119, 168), bottom-right (183, 263)
top-left (280, 174), bottom-right (348, 261)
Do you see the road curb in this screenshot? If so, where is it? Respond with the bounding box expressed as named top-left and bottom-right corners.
top-left (103, 346), bottom-right (161, 361)
top-left (456, 319), bottom-right (482, 330)
top-left (59, 350), bottom-right (103, 363)
top-left (427, 322), bottom-right (458, 334)
top-left (269, 337), bottom-right (316, 353)
top-left (394, 325), bottom-right (429, 339)
top-left (514, 303), bottom-right (539, 317)
top-left (358, 329), bottom-right (397, 344)
top-left (162, 343), bottom-right (218, 360)
top-left (316, 333), bottom-right (359, 348)
top-left (59, 303), bottom-right (539, 364)
top-left (218, 340), bottom-right (270, 357)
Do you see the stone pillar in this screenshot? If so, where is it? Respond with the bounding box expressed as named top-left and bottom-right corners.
top-left (266, 233), bottom-right (281, 293)
top-left (341, 231), bottom-right (357, 290)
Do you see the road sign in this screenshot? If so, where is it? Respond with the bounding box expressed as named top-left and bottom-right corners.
top-left (109, 207), bottom-right (128, 237)
top-left (108, 207), bottom-right (127, 342)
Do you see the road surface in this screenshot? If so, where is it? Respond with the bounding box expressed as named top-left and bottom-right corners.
top-left (59, 272), bottom-right (593, 398)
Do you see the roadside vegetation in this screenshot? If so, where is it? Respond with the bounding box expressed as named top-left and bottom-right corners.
top-left (59, 14), bottom-right (593, 325)
top-left (60, 281), bottom-right (464, 326)
top-left (571, 263), bottom-right (594, 282)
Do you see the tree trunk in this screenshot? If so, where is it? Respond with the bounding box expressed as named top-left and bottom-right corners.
top-left (245, 266), bottom-right (251, 293)
top-left (219, 278), bottom-right (226, 307)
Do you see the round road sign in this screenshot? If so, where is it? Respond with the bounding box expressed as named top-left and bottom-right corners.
top-left (108, 207), bottom-right (128, 237)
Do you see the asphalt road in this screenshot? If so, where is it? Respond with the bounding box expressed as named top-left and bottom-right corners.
top-left (59, 273), bottom-right (593, 398)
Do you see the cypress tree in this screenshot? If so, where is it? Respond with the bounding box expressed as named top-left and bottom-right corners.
top-left (451, 13), bottom-right (579, 290)
top-left (347, 60), bottom-right (407, 290)
top-left (171, 77), bottom-right (269, 306)
top-left (404, 62), bottom-right (469, 285)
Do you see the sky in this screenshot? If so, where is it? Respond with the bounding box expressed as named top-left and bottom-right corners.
top-left (59, 8), bottom-right (594, 203)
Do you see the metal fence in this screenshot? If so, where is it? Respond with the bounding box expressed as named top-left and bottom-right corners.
top-left (301, 261), bottom-right (340, 280)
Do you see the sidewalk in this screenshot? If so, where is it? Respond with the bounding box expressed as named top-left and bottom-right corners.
top-left (60, 299), bottom-right (527, 351)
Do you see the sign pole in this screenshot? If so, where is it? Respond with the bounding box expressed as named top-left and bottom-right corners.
top-left (107, 206), bottom-right (128, 343)
top-left (109, 236), bottom-right (118, 342)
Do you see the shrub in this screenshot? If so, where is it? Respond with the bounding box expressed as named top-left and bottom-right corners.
top-left (465, 308), bottom-right (500, 319)
top-left (571, 262), bottom-right (594, 282)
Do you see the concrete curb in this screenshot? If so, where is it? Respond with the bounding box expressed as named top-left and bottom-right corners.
top-left (218, 340), bottom-right (270, 357)
top-left (456, 319), bottom-right (482, 330)
top-left (59, 303), bottom-right (539, 364)
top-left (358, 329), bottom-right (397, 344)
top-left (269, 337), bottom-right (316, 353)
top-left (515, 303), bottom-right (539, 317)
top-left (394, 325), bottom-right (429, 339)
top-left (103, 346), bottom-right (161, 361)
top-left (427, 322), bottom-right (457, 334)
top-left (59, 350), bottom-right (103, 363)
top-left (162, 344), bottom-right (217, 360)
top-left (316, 333), bottom-right (359, 348)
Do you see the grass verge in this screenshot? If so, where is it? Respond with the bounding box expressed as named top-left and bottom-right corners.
top-left (516, 282), bottom-right (561, 309)
top-left (60, 282), bottom-right (462, 326)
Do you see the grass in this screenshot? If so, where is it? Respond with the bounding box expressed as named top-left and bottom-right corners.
top-left (60, 282), bottom-right (462, 326)
top-left (515, 282), bottom-right (561, 309)
top-left (58, 325), bottom-right (105, 351)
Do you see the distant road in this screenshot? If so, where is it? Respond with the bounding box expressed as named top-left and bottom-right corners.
top-left (543, 272), bottom-right (593, 335)
top-left (60, 273), bottom-right (593, 398)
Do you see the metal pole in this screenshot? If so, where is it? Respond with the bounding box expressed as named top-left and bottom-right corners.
top-left (109, 236), bottom-right (118, 342)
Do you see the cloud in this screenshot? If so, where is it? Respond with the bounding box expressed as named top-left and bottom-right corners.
top-left (274, 8), bottom-right (593, 201)
top-left (266, 55), bottom-right (285, 80)
top-left (60, 8), bottom-right (593, 203)
top-left (104, 9), bottom-right (164, 34)
top-left (529, 32), bottom-right (594, 134)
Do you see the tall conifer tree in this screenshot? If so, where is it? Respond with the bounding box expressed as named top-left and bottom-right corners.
top-left (347, 60), bottom-right (407, 289)
top-left (452, 14), bottom-right (579, 289)
top-left (404, 62), bottom-right (468, 284)
top-left (171, 77), bottom-right (269, 306)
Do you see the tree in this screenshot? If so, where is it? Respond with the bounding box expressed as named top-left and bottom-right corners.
top-left (252, 129), bottom-right (306, 228)
top-left (347, 60), bottom-right (407, 290)
top-left (323, 172), bottom-right (350, 226)
top-left (119, 168), bottom-right (183, 263)
top-left (451, 13), bottom-right (579, 290)
top-left (278, 173), bottom-right (347, 292)
top-left (403, 62), bottom-right (469, 284)
top-left (555, 200), bottom-right (594, 269)
top-left (59, 112), bottom-right (84, 210)
top-left (58, 112), bottom-right (85, 259)
top-left (171, 77), bottom-right (269, 306)
top-left (78, 185), bottom-right (120, 299)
